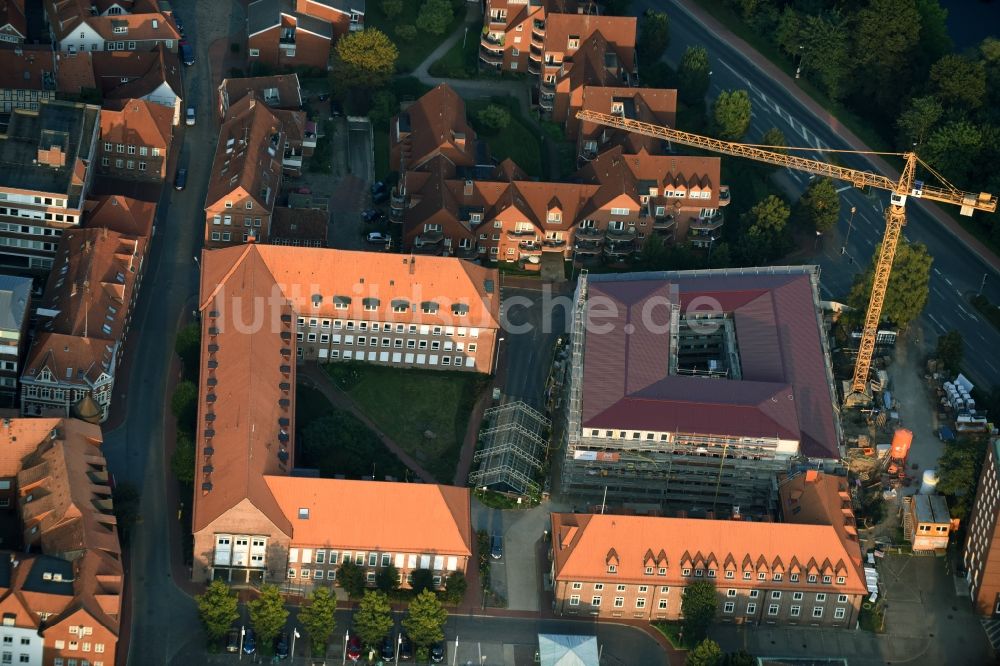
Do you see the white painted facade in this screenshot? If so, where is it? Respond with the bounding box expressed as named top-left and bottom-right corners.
top-left (0, 623), bottom-right (44, 666)
top-left (54, 21), bottom-right (104, 54)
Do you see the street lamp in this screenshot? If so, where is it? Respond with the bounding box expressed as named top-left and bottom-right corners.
top-left (343, 630), bottom-right (349, 665)
top-left (842, 205), bottom-right (856, 255)
top-left (239, 625), bottom-right (246, 662)
top-left (814, 229), bottom-right (822, 250)
top-left (395, 633), bottom-right (402, 665)
top-left (795, 45), bottom-right (805, 79)
top-left (706, 236), bottom-right (717, 267)
top-left (980, 273), bottom-right (988, 296)
top-left (292, 628), bottom-right (300, 660)
top-left (452, 635), bottom-right (459, 666)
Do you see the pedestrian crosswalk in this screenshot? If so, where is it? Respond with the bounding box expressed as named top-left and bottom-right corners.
top-left (981, 617), bottom-right (1000, 652)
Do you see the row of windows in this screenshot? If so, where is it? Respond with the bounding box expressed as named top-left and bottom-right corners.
top-left (103, 143), bottom-right (161, 157)
top-left (0, 222), bottom-right (62, 236)
top-left (324, 349), bottom-right (472, 367)
top-left (725, 589), bottom-right (849, 603)
top-left (298, 319), bottom-right (480, 338)
top-left (0, 206), bottom-right (76, 224)
top-left (721, 602), bottom-right (847, 620)
top-left (297, 331), bottom-right (476, 353)
top-left (102, 158), bottom-right (147, 171)
top-left (287, 568), bottom-right (445, 588)
top-left (288, 549), bottom-right (460, 573)
top-left (51, 640), bottom-right (106, 652)
top-left (53, 659), bottom-right (106, 666)
top-left (571, 583), bottom-right (667, 593)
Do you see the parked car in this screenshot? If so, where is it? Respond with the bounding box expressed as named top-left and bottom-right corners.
top-left (366, 231), bottom-right (390, 244)
top-left (372, 189), bottom-right (389, 204)
top-left (242, 628), bottom-right (256, 655)
top-left (380, 634), bottom-right (396, 660)
top-left (361, 208), bottom-right (383, 224)
top-left (174, 18), bottom-right (184, 36)
top-left (370, 181), bottom-right (387, 196)
top-left (226, 628), bottom-right (240, 653)
top-left (430, 641), bottom-right (446, 663)
top-left (491, 534), bottom-right (503, 560)
top-left (274, 631), bottom-right (289, 660)
top-left (180, 41), bottom-right (194, 66)
top-left (185, 106), bottom-right (196, 126)
top-left (174, 167), bottom-right (187, 191)
top-left (346, 634), bottom-right (362, 662)
top-left (400, 634), bottom-right (413, 660)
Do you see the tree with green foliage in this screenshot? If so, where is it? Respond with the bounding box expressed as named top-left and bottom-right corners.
top-left (476, 104), bottom-right (511, 132)
top-left (638, 9), bottom-right (669, 66)
top-left (921, 120), bottom-right (983, 189)
top-left (847, 241), bottom-right (932, 328)
top-left (741, 195), bottom-right (791, 264)
top-left (929, 54), bottom-right (987, 111)
top-left (442, 571), bottom-right (467, 604)
top-left (402, 590), bottom-right (448, 649)
top-left (897, 96), bottom-right (943, 148)
top-left (722, 649), bottom-right (756, 666)
top-left (761, 127), bottom-right (787, 153)
top-left (297, 587), bottom-right (337, 655)
top-left (937, 437), bottom-right (988, 519)
top-left (395, 24), bottom-right (417, 42)
top-left (354, 591), bottom-right (394, 648)
top-left (381, 0), bottom-right (403, 18)
top-left (797, 12), bottom-right (851, 101)
top-left (774, 7), bottom-right (801, 59)
top-left (853, 0), bottom-right (922, 119)
top-left (678, 46), bottom-right (711, 106)
top-left (409, 568), bottom-right (435, 594)
top-left (914, 0), bottom-right (952, 74)
top-left (333, 28), bottom-right (398, 91)
top-left (196, 580), bottom-right (240, 644)
top-left (248, 584), bottom-right (289, 651)
top-left (171, 380), bottom-right (198, 434)
top-left (171, 432), bottom-right (195, 484)
top-left (712, 90), bottom-right (751, 140)
top-left (681, 580), bottom-right (718, 644)
top-left (793, 177), bottom-right (840, 234)
top-left (337, 559), bottom-right (367, 598)
top-left (416, 0), bottom-right (453, 36)
top-left (375, 564), bottom-right (400, 595)
top-left (369, 89), bottom-right (399, 127)
top-left (686, 638), bottom-right (723, 666)
top-left (935, 330), bottom-right (964, 377)
top-left (174, 322), bottom-right (200, 380)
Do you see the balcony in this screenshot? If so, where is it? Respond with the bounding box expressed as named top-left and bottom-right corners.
top-left (532, 20), bottom-right (545, 39)
top-left (479, 47), bottom-right (503, 66)
top-left (576, 226), bottom-right (602, 238)
top-left (718, 185), bottom-right (731, 207)
top-left (529, 45), bottom-right (542, 62)
top-left (303, 132), bottom-right (317, 149)
top-left (415, 229), bottom-right (444, 246)
top-left (605, 227), bottom-right (637, 240)
top-left (540, 79), bottom-right (555, 94)
top-left (653, 215), bottom-right (677, 231)
top-left (349, 20), bottom-right (363, 32)
top-left (506, 228), bottom-right (535, 238)
top-left (481, 32), bottom-right (504, 47)
top-left (603, 241), bottom-right (636, 258)
top-left (539, 95), bottom-right (554, 111)
top-left (542, 238), bottom-right (566, 249)
top-left (574, 242), bottom-right (602, 256)
top-left (690, 211), bottom-right (724, 232)
top-left (519, 240), bottom-right (542, 255)
top-left (528, 61), bottom-right (539, 75)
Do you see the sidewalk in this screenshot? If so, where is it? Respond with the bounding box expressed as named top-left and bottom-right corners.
top-left (674, 0), bottom-right (1000, 276)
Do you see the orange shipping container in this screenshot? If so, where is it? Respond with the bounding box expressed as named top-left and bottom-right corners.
top-left (891, 428), bottom-right (913, 459)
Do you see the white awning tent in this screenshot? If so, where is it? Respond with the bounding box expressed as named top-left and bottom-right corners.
top-left (538, 634), bottom-right (600, 666)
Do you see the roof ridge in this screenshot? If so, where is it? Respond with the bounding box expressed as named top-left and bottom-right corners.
top-left (199, 244), bottom-right (257, 310)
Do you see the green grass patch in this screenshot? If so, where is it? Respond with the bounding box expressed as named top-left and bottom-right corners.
top-left (428, 27), bottom-right (481, 79)
top-left (323, 363), bottom-right (489, 483)
top-left (858, 603), bottom-right (885, 633)
top-left (652, 621), bottom-right (696, 650)
top-left (467, 98), bottom-right (542, 178)
top-left (366, 1), bottom-right (465, 74)
top-left (473, 488), bottom-right (538, 509)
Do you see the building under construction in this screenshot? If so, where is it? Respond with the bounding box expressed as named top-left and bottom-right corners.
top-left (561, 267), bottom-right (843, 515)
top-left (469, 400), bottom-right (551, 496)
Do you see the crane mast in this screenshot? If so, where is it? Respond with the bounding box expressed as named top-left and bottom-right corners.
top-left (575, 110), bottom-right (997, 401)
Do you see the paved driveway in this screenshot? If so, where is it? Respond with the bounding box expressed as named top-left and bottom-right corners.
top-left (497, 285), bottom-right (570, 409)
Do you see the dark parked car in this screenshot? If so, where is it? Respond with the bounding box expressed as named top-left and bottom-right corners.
top-left (380, 634), bottom-right (396, 660)
top-left (370, 180), bottom-right (387, 195)
top-left (346, 634), bottom-right (362, 662)
top-left (174, 167), bottom-right (187, 191)
top-left (242, 628), bottom-right (256, 655)
top-left (226, 628), bottom-right (240, 653)
top-left (274, 631), bottom-right (289, 659)
top-left (430, 641), bottom-right (446, 663)
top-left (366, 231), bottom-right (390, 244)
top-left (371, 181), bottom-right (389, 203)
top-left (400, 634), bottom-right (413, 660)
top-left (491, 534), bottom-right (503, 560)
top-left (180, 41), bottom-right (194, 65)
top-left (361, 208), bottom-right (383, 224)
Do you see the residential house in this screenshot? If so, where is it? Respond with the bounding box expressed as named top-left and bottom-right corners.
top-left (89, 46), bottom-right (183, 118)
top-left (0, 47), bottom-right (57, 112)
top-left (550, 471), bottom-right (867, 627)
top-left (0, 417), bottom-right (122, 666)
top-left (0, 100), bottom-right (100, 273)
top-left (246, 0), bottom-right (336, 72)
top-left (574, 86), bottom-right (676, 159)
top-left (268, 207), bottom-right (327, 247)
top-left (963, 438), bottom-right (1000, 615)
top-left (20, 226), bottom-right (147, 422)
top-left (43, 0), bottom-right (179, 53)
top-left (0, 0), bottom-right (25, 44)
top-left (479, 0), bottom-right (598, 73)
top-left (0, 275), bottom-right (31, 402)
top-left (203, 95), bottom-right (286, 249)
top-left (294, 0), bottom-right (364, 37)
top-left (192, 244), bottom-right (483, 586)
top-left (98, 98), bottom-right (173, 180)
top-left (560, 267), bottom-right (842, 512)
top-left (218, 73), bottom-right (302, 118)
top-left (84, 193), bottom-right (157, 238)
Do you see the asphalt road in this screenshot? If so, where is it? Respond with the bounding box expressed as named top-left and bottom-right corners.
top-left (498, 285), bottom-right (568, 408)
top-left (639, 0), bottom-right (1000, 391)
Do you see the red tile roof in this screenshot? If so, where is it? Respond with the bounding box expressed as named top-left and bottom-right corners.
top-left (0, 0), bottom-right (26, 39)
top-left (580, 269), bottom-right (840, 459)
top-left (392, 84), bottom-right (479, 172)
top-left (219, 74), bottom-right (302, 117)
top-left (577, 86), bottom-right (676, 151)
top-left (84, 194), bottom-right (157, 238)
top-left (54, 51), bottom-right (96, 94)
top-left (0, 46), bottom-right (55, 89)
top-left (89, 45), bottom-right (182, 102)
top-left (100, 98), bottom-right (172, 151)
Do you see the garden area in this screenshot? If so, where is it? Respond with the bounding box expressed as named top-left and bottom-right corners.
top-left (427, 25), bottom-right (481, 79)
top-left (466, 97), bottom-right (543, 178)
top-left (295, 384), bottom-right (410, 480)
top-left (324, 363), bottom-right (489, 483)
top-left (365, 0), bottom-right (468, 73)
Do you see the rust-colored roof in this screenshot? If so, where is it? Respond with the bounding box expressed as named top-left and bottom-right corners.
top-left (21, 334), bottom-right (115, 390)
top-left (219, 74), bottom-right (302, 116)
top-left (580, 268), bottom-right (840, 459)
top-left (84, 194), bottom-right (157, 239)
top-left (204, 94), bottom-right (285, 213)
top-left (0, 46), bottom-right (55, 89)
top-left (558, 32), bottom-right (631, 103)
top-left (90, 45), bottom-right (182, 102)
top-left (780, 471), bottom-right (863, 552)
top-left (54, 51), bottom-right (96, 94)
top-left (551, 508), bottom-right (866, 594)
top-left (0, 0), bottom-right (25, 39)
top-left (0, 418), bottom-right (66, 478)
top-left (544, 13), bottom-right (635, 63)
top-left (44, 0), bottom-right (177, 41)
top-left (100, 98), bottom-right (172, 151)
top-left (269, 206), bottom-right (327, 246)
top-left (392, 84), bottom-right (479, 172)
top-left (265, 478), bottom-right (472, 556)
top-left (578, 86), bottom-right (676, 153)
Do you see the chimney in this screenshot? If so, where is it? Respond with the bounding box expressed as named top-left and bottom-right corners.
top-left (37, 144), bottom-right (66, 167)
top-left (453, 131), bottom-right (465, 149)
top-left (805, 469), bottom-right (820, 483)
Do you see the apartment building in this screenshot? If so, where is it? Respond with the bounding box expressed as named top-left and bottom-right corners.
top-left (551, 471), bottom-right (867, 628)
top-left (0, 0), bottom-right (26, 44)
top-left (84, 193), bottom-right (157, 238)
top-left (480, 0), bottom-right (598, 73)
top-left (963, 438), bottom-right (1000, 615)
top-left (574, 86), bottom-right (676, 159)
top-left (90, 46), bottom-right (183, 114)
top-left (0, 275), bottom-right (31, 402)
top-left (44, 0), bottom-right (179, 53)
top-left (218, 73), bottom-right (302, 118)
top-left (0, 417), bottom-right (123, 666)
top-left (20, 226), bottom-right (147, 422)
top-left (268, 207), bottom-right (327, 247)
top-left (203, 95), bottom-right (286, 249)
top-left (192, 245), bottom-right (481, 586)
top-left (98, 98), bottom-right (173, 180)
top-left (560, 267), bottom-right (841, 513)
top-left (0, 47), bottom-right (57, 113)
top-left (247, 0), bottom-right (342, 72)
top-left (542, 28), bottom-right (637, 123)
top-left (0, 100), bottom-right (100, 273)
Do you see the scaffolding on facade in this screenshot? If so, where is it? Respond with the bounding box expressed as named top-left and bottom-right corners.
top-left (469, 400), bottom-right (552, 496)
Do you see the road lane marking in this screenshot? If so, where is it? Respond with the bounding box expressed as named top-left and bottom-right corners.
top-left (927, 313), bottom-right (947, 333)
top-left (944, 277), bottom-right (954, 286)
top-left (836, 185), bottom-right (853, 193)
top-left (933, 268), bottom-right (942, 276)
top-left (986, 359), bottom-right (999, 373)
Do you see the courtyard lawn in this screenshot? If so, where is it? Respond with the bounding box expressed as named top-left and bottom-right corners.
top-left (324, 363), bottom-right (489, 483)
top-left (366, 1), bottom-right (466, 74)
top-left (428, 26), bottom-right (481, 79)
top-left (467, 98), bottom-right (543, 178)
top-left (295, 384), bottom-right (409, 480)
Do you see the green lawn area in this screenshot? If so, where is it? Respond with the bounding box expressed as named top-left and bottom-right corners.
top-left (651, 622), bottom-right (696, 650)
top-left (323, 363), bottom-right (488, 483)
top-left (428, 26), bottom-right (481, 79)
top-left (467, 98), bottom-right (542, 178)
top-left (295, 384), bottom-right (409, 480)
top-left (366, 1), bottom-right (466, 74)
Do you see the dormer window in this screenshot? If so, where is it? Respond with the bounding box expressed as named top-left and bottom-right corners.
top-left (470, 213), bottom-right (482, 223)
top-left (547, 211), bottom-right (561, 223)
top-left (568, 35), bottom-right (579, 49)
top-left (611, 101), bottom-right (624, 115)
top-left (607, 564), bottom-right (617, 574)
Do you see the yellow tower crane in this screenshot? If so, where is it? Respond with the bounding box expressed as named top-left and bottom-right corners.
top-left (575, 109), bottom-right (997, 400)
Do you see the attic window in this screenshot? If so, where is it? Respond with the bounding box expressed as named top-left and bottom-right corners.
top-left (391, 300), bottom-right (409, 313)
top-left (312, 294), bottom-right (323, 308)
top-left (421, 301), bottom-right (439, 314)
top-left (334, 296), bottom-right (351, 310)
top-left (451, 303), bottom-right (469, 317)
top-left (363, 298), bottom-right (379, 311)
top-left (298, 508), bottom-right (310, 520)
top-left (607, 564), bottom-right (617, 574)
